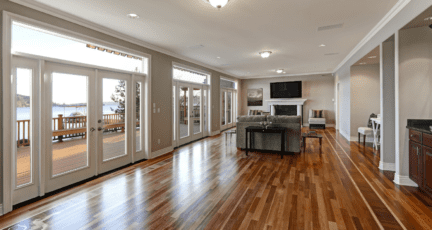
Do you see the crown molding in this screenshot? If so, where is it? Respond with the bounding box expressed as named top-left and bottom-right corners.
top-left (9, 0), bottom-right (240, 79)
top-left (239, 71), bottom-right (333, 79)
top-left (333, 0), bottom-right (411, 73)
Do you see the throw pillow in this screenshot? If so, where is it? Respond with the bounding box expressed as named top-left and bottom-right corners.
top-left (313, 110), bottom-right (323, 118)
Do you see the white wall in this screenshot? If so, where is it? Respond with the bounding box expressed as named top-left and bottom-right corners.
top-left (335, 67), bottom-right (351, 140)
top-left (350, 64), bottom-right (381, 139)
top-left (240, 74), bottom-right (335, 125)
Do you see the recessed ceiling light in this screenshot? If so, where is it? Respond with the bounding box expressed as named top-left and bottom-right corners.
top-left (276, 69), bottom-right (284, 73)
top-left (207, 0), bottom-right (229, 9)
top-left (217, 57), bottom-right (221, 59)
top-left (259, 51), bottom-right (272, 58)
top-left (360, 62), bottom-right (366, 65)
top-left (368, 56), bottom-right (377, 59)
top-left (319, 44), bottom-right (326, 47)
top-left (127, 13), bottom-right (139, 19)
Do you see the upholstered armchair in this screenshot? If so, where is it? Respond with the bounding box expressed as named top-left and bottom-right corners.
top-left (308, 109), bottom-right (326, 129)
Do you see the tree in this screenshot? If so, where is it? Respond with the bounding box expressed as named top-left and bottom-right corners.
top-left (110, 80), bottom-right (141, 121)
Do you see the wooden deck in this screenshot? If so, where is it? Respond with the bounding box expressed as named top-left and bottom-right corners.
top-left (16, 130), bottom-right (140, 185)
top-left (3, 127), bottom-right (432, 229)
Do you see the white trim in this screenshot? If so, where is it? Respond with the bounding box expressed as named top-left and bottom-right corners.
top-left (2, 11), bottom-right (13, 215)
top-left (151, 146), bottom-right (174, 159)
top-left (0, 204), bottom-right (3, 215)
top-left (379, 161), bottom-right (396, 171)
top-left (394, 174), bottom-right (418, 187)
top-left (332, 0), bottom-right (411, 73)
top-left (9, 0), bottom-right (239, 79)
top-left (211, 130), bottom-right (221, 136)
top-left (339, 130), bottom-right (350, 141)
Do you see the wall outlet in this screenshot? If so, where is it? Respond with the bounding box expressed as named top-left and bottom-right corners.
top-left (158, 139), bottom-right (160, 144)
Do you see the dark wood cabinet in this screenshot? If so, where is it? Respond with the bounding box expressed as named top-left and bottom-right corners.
top-left (408, 127), bottom-right (432, 197)
top-left (423, 146), bottom-right (432, 195)
top-left (409, 140), bottom-right (422, 184)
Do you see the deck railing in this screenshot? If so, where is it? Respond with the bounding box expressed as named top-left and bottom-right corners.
top-left (17, 113), bottom-right (131, 147)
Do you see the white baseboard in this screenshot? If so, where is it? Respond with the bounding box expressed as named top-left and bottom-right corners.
top-left (378, 161), bottom-right (396, 171)
top-left (394, 174), bottom-right (418, 187)
top-left (151, 146), bottom-right (174, 159)
top-left (211, 130), bottom-right (221, 136)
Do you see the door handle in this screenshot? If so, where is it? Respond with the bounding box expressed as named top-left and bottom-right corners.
top-left (90, 127), bottom-right (96, 132)
top-left (416, 147), bottom-right (420, 156)
top-left (98, 127), bottom-right (105, 131)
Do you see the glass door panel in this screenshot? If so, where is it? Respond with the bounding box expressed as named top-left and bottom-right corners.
top-left (192, 88), bottom-right (201, 134)
top-left (51, 73), bottom-right (89, 176)
top-left (227, 92), bottom-right (232, 124)
top-left (136, 82), bottom-right (142, 152)
top-left (179, 86), bottom-right (189, 139)
top-left (221, 92), bottom-right (226, 126)
top-left (15, 68), bottom-right (33, 186)
top-left (102, 78), bottom-right (127, 161)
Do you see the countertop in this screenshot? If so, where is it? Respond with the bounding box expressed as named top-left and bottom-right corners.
top-left (406, 119), bottom-right (432, 134)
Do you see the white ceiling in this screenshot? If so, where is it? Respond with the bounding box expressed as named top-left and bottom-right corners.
top-left (32, 0), bottom-right (399, 78)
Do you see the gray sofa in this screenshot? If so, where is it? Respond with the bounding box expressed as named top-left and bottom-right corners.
top-left (236, 115), bottom-right (302, 153)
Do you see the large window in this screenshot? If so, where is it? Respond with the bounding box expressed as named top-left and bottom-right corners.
top-left (220, 78), bottom-right (236, 89)
top-left (12, 22), bottom-right (146, 73)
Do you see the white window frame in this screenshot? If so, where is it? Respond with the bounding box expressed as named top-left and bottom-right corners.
top-left (2, 11), bottom-right (153, 215)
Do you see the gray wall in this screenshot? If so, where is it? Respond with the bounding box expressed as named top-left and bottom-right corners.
top-left (239, 74), bottom-right (335, 125)
top-left (397, 26), bottom-right (432, 177)
top-left (350, 64), bottom-right (381, 138)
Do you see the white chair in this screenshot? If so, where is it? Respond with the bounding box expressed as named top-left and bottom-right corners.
top-left (357, 114), bottom-right (378, 145)
top-left (358, 127), bottom-right (373, 144)
top-left (308, 109), bottom-right (326, 129)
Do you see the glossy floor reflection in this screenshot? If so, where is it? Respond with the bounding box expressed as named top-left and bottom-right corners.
top-left (2, 128), bottom-right (432, 229)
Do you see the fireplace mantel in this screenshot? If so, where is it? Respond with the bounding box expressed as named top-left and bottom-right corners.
top-left (266, 99), bottom-right (307, 126)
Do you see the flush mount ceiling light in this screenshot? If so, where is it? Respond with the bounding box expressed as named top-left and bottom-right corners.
top-left (207, 0), bottom-right (229, 9)
top-left (259, 51), bottom-right (272, 58)
top-left (127, 13), bottom-right (139, 19)
top-left (276, 69), bottom-right (284, 74)
top-left (368, 56), bottom-right (377, 59)
top-left (319, 44), bottom-right (326, 47)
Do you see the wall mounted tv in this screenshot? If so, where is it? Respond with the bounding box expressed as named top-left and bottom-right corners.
top-left (270, 81), bottom-right (302, 98)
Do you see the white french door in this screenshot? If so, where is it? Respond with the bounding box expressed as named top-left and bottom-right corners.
top-left (174, 81), bottom-right (209, 146)
top-left (221, 89), bottom-right (237, 130)
top-left (10, 56), bottom-right (146, 203)
top-left (44, 62), bottom-right (97, 193)
top-left (11, 56), bottom-right (40, 204)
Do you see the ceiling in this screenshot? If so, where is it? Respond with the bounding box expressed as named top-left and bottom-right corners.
top-left (402, 5), bottom-right (432, 30)
top-left (353, 46), bottom-right (380, 66)
top-left (31, 0), bottom-right (399, 78)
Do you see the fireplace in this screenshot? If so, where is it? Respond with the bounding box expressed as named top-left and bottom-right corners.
top-left (266, 99), bottom-right (307, 126)
top-left (273, 105), bottom-right (297, 115)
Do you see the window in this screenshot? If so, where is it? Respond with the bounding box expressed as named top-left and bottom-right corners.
top-left (173, 66), bottom-right (209, 84)
top-left (220, 78), bottom-right (236, 89)
top-left (12, 22), bottom-right (146, 73)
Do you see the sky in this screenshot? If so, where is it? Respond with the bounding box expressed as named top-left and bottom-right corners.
top-left (13, 23), bottom-right (140, 104)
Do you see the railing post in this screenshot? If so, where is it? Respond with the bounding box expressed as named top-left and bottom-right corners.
top-left (58, 114), bottom-right (63, 142)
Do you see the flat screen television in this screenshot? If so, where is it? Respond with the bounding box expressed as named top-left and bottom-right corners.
top-left (270, 81), bottom-right (302, 98)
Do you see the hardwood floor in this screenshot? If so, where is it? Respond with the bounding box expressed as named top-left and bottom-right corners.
top-left (1, 128), bottom-right (432, 229)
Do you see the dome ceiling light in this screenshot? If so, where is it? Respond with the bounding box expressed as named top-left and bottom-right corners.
top-left (259, 51), bottom-right (272, 58)
top-left (207, 0), bottom-right (229, 9)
